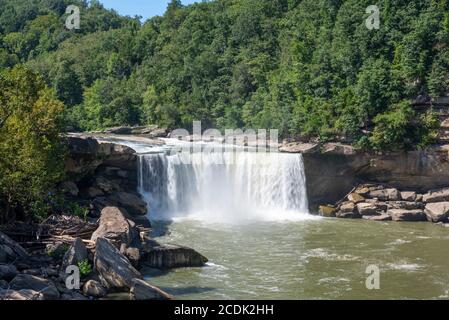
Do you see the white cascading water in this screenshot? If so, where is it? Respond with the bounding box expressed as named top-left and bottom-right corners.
top-left (137, 144), bottom-right (310, 223)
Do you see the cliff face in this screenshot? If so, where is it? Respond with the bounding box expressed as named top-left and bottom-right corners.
top-left (302, 144), bottom-right (449, 209)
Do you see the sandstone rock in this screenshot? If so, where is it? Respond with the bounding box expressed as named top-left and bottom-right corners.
top-left (103, 126), bottom-right (133, 135)
top-left (416, 194), bottom-right (424, 202)
top-left (121, 245), bottom-right (140, 267)
top-left (356, 202), bottom-right (387, 216)
top-left (94, 238), bottom-right (142, 290)
top-left (83, 280), bottom-right (107, 298)
top-left (91, 207), bottom-right (140, 248)
top-left (62, 238), bottom-right (88, 270)
top-left (9, 274), bottom-right (60, 300)
top-left (336, 211), bottom-right (361, 219)
top-left (348, 193), bottom-right (365, 204)
top-left (147, 128), bottom-right (168, 139)
top-left (0, 232), bottom-right (29, 262)
top-left (363, 214), bottom-right (392, 221)
top-left (142, 244), bottom-right (208, 269)
top-left (321, 143), bottom-right (356, 155)
top-left (279, 142), bottom-right (320, 154)
top-left (354, 187), bottom-right (370, 196)
top-left (109, 192), bottom-right (147, 216)
top-left (0, 289), bottom-right (44, 300)
top-left (59, 181), bottom-right (79, 197)
top-left (94, 176), bottom-right (121, 194)
top-left (0, 264), bottom-right (18, 281)
top-left (387, 201), bottom-right (424, 210)
top-left (423, 187), bottom-right (449, 203)
top-left (369, 188), bottom-right (401, 201)
top-left (400, 191), bottom-right (417, 202)
top-left (339, 202), bottom-right (355, 213)
top-left (425, 202), bottom-right (449, 223)
top-left (129, 278), bottom-right (173, 300)
top-left (388, 209), bottom-right (426, 222)
top-left (319, 205), bottom-right (336, 217)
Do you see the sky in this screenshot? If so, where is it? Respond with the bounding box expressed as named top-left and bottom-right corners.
top-left (100, 0), bottom-right (199, 21)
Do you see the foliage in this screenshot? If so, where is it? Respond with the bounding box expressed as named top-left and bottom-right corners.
top-left (77, 259), bottom-right (92, 278)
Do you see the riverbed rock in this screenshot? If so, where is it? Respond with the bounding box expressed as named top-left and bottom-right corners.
top-left (423, 187), bottom-right (449, 203)
top-left (321, 143), bottom-right (356, 155)
top-left (0, 232), bottom-right (29, 263)
top-left (94, 176), bottom-right (121, 194)
top-left (336, 211), bottom-right (361, 219)
top-left (363, 214), bottom-right (392, 221)
top-left (9, 274), bottom-right (60, 300)
top-left (387, 201), bottom-right (424, 210)
top-left (319, 205), bottom-right (336, 217)
top-left (424, 202), bottom-right (449, 223)
top-left (91, 207), bottom-right (140, 248)
top-left (142, 244), bottom-right (208, 269)
top-left (109, 192), bottom-right (147, 216)
top-left (356, 202), bottom-right (387, 216)
top-left (0, 264), bottom-right (18, 281)
top-left (94, 238), bottom-right (142, 290)
top-left (339, 201), bottom-right (355, 213)
top-left (400, 191), bottom-right (417, 202)
top-left (130, 278), bottom-right (173, 300)
top-left (62, 238), bottom-right (88, 270)
top-left (0, 289), bottom-right (45, 300)
top-left (348, 193), bottom-right (365, 204)
top-left (83, 280), bottom-right (107, 298)
top-left (388, 209), bottom-right (427, 222)
top-left (60, 292), bottom-right (89, 300)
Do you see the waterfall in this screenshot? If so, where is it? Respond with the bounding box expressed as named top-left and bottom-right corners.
top-left (137, 146), bottom-right (310, 223)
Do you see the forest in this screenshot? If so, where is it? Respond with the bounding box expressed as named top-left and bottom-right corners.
top-left (0, 0), bottom-right (448, 219)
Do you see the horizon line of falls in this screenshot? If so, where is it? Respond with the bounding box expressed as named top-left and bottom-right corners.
top-left (137, 147), bottom-right (310, 223)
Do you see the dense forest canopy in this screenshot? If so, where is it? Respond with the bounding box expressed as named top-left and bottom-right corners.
top-left (0, 0), bottom-right (448, 150)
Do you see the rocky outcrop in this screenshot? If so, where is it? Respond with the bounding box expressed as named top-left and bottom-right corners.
top-left (141, 243), bottom-right (208, 269)
top-left (388, 209), bottom-right (427, 222)
top-left (425, 202), bottom-right (449, 222)
top-left (94, 238), bottom-right (142, 291)
top-left (9, 274), bottom-right (60, 300)
top-left (0, 232), bottom-right (29, 263)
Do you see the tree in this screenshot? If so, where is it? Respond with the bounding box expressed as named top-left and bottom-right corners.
top-left (0, 66), bottom-right (65, 222)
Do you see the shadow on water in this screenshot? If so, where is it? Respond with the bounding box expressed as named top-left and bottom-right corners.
top-left (150, 219), bottom-right (174, 238)
top-left (157, 286), bottom-right (217, 296)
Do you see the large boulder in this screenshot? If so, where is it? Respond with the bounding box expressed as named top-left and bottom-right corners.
top-left (319, 205), bottom-right (336, 217)
top-left (363, 214), bottom-right (392, 222)
top-left (0, 289), bottom-right (44, 300)
top-left (387, 201), bottom-right (424, 210)
top-left (0, 232), bottom-right (29, 263)
top-left (400, 191), bottom-right (417, 202)
top-left (0, 264), bottom-right (18, 281)
top-left (142, 244), bottom-right (208, 269)
top-left (91, 207), bottom-right (140, 248)
top-left (388, 209), bottom-right (427, 222)
top-left (129, 278), bottom-right (173, 300)
top-left (83, 280), bottom-right (107, 298)
top-left (369, 188), bottom-right (401, 201)
top-left (348, 193), bottom-right (365, 204)
top-left (356, 202), bottom-right (387, 216)
top-left (9, 274), bottom-right (60, 300)
top-left (425, 202), bottom-right (449, 223)
top-left (109, 192), bottom-right (147, 216)
top-left (62, 238), bottom-right (88, 270)
top-left (423, 187), bottom-right (449, 203)
top-left (339, 202), bottom-right (355, 213)
top-left (94, 238), bottom-right (142, 291)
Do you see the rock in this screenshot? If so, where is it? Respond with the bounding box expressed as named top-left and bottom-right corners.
top-left (425, 202), bottom-right (449, 223)
top-left (354, 187), bottom-right (370, 196)
top-left (363, 214), bottom-right (392, 221)
top-left (319, 205), bottom-right (336, 217)
top-left (91, 207), bottom-right (140, 248)
top-left (0, 264), bottom-right (18, 281)
top-left (46, 242), bottom-right (69, 260)
top-left (369, 188), bottom-right (401, 201)
top-left (121, 245), bottom-right (140, 267)
top-left (356, 202), bottom-right (387, 215)
top-left (129, 278), bottom-right (173, 300)
top-left (94, 176), bottom-right (121, 194)
top-left (9, 274), bottom-right (60, 300)
top-left (0, 289), bottom-right (45, 300)
top-left (109, 192), bottom-right (147, 216)
top-left (83, 280), bottom-right (107, 298)
top-left (387, 201), bottom-right (424, 210)
top-left (321, 143), bottom-right (356, 155)
top-left (279, 142), bottom-right (320, 154)
top-left (0, 280), bottom-right (8, 289)
top-left (339, 202), bottom-right (355, 213)
top-left (59, 181), bottom-right (79, 197)
top-left (147, 128), bottom-right (168, 139)
top-left (388, 209), bottom-right (427, 222)
top-left (400, 191), bottom-right (417, 202)
top-left (0, 232), bottom-right (29, 263)
top-left (142, 244), bottom-right (208, 269)
top-left (103, 126), bottom-right (133, 135)
top-left (62, 238), bottom-right (88, 270)
top-left (336, 211), bottom-right (361, 219)
top-left (416, 194), bottom-right (424, 202)
top-left (423, 187), bottom-right (449, 203)
top-left (60, 292), bottom-right (89, 300)
top-left (348, 193), bottom-right (365, 204)
top-left (83, 187), bottom-right (104, 198)
top-left (94, 238), bottom-right (142, 290)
